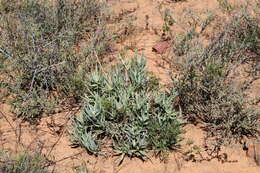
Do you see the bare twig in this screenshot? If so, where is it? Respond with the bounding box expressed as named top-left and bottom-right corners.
top-left (0, 110), bottom-right (17, 138)
top-left (46, 107), bottom-right (80, 158)
top-left (0, 47), bottom-right (13, 59)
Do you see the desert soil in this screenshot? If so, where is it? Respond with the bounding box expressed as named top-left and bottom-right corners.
top-left (0, 0), bottom-right (259, 172)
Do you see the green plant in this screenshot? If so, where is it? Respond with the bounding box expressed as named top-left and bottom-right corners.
top-left (217, 0), bottom-right (234, 13)
top-left (0, 0), bottom-right (112, 122)
top-left (186, 139), bottom-right (194, 146)
top-left (200, 12), bottom-right (215, 33)
top-left (71, 56), bottom-right (182, 161)
top-left (173, 28), bottom-right (198, 56)
top-left (112, 13), bottom-right (137, 43)
top-left (161, 8), bottom-right (175, 39)
top-left (173, 13), bottom-right (260, 143)
top-left (0, 150), bottom-right (50, 173)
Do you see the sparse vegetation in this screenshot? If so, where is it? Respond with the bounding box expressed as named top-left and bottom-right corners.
top-left (73, 163), bottom-right (92, 173)
top-left (71, 57), bottom-right (182, 160)
top-left (172, 12), bottom-right (260, 143)
top-left (0, 0), bottom-right (259, 171)
top-left (0, 150), bottom-right (50, 173)
top-left (0, 0), bottom-right (112, 122)
top-left (161, 8), bottom-right (175, 39)
top-left (172, 28), bottom-right (198, 56)
top-left (217, 0), bottom-right (234, 13)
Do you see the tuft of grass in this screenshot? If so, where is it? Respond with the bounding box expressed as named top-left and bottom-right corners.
top-left (71, 56), bottom-right (182, 160)
top-left (172, 28), bottom-right (198, 56)
top-left (161, 8), bottom-right (175, 39)
top-left (0, 0), bottom-right (112, 122)
top-left (0, 150), bottom-right (50, 173)
top-left (217, 0), bottom-right (234, 13)
top-left (173, 12), bottom-right (260, 143)
top-left (200, 12), bottom-right (215, 33)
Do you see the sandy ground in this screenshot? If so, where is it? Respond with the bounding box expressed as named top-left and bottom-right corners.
top-left (0, 0), bottom-right (259, 172)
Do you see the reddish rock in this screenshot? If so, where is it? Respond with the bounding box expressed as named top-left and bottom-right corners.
top-left (152, 41), bottom-right (170, 54)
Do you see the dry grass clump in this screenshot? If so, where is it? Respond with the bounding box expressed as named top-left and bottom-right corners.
top-left (172, 12), bottom-right (260, 143)
top-left (0, 0), bottom-right (112, 122)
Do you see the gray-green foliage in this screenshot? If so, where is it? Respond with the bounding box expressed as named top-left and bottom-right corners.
top-left (173, 28), bottom-right (198, 56)
top-left (174, 13), bottom-right (260, 142)
top-left (71, 57), bottom-right (182, 159)
top-left (217, 0), bottom-right (234, 13)
top-left (0, 0), bottom-right (111, 122)
top-left (0, 151), bottom-right (49, 173)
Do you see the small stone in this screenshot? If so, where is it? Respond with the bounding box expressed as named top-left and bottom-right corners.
top-left (152, 41), bottom-right (170, 54)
